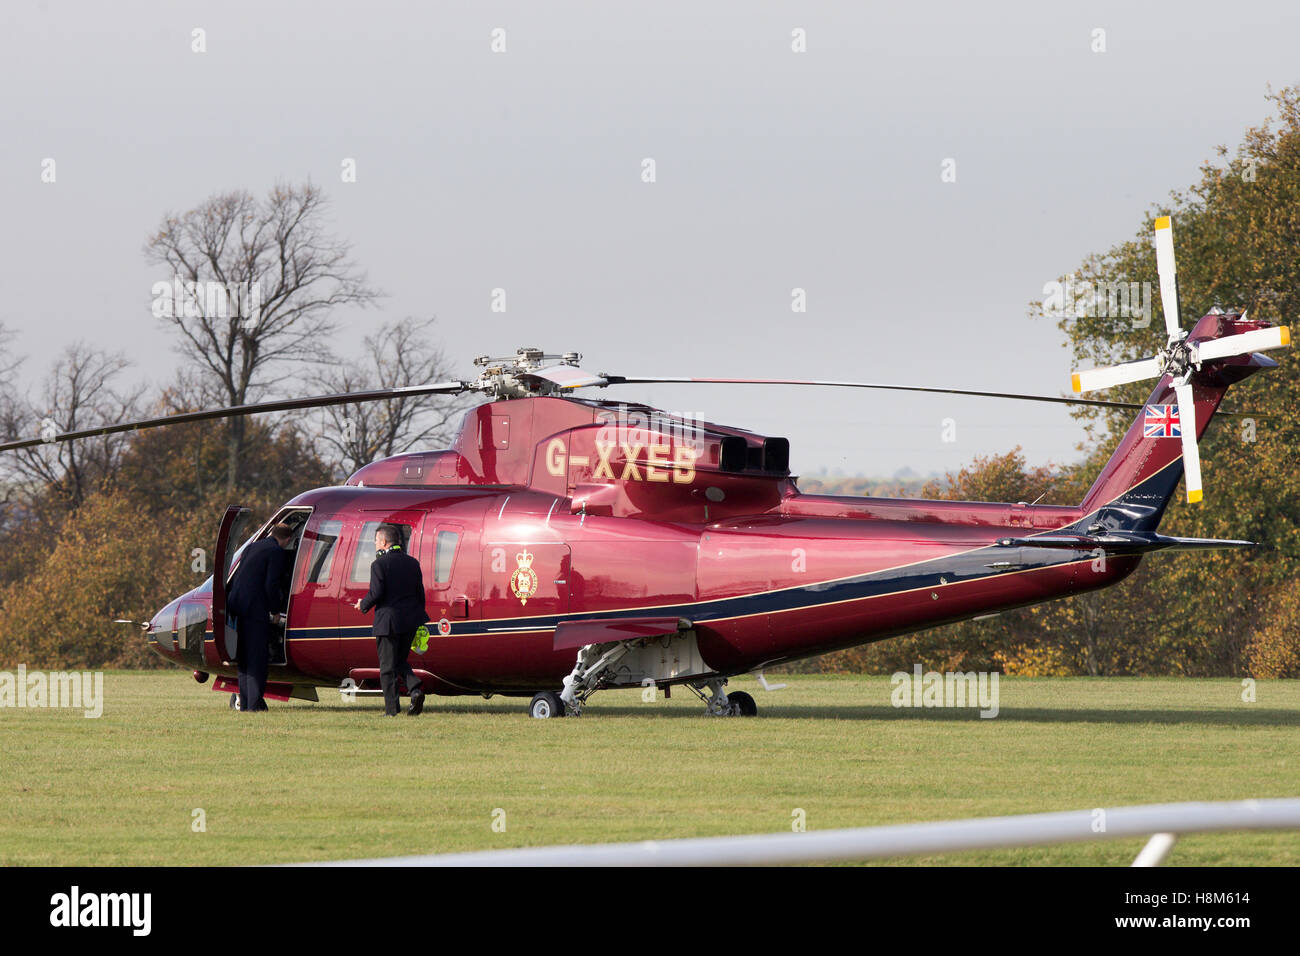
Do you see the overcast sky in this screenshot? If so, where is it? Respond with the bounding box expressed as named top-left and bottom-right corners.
top-left (2, 0), bottom-right (1298, 479)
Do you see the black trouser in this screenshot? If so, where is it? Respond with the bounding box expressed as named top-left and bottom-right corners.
top-left (237, 617), bottom-right (270, 711)
top-left (376, 631), bottom-right (422, 715)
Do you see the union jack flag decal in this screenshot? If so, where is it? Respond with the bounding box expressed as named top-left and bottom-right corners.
top-left (1143, 404), bottom-right (1181, 438)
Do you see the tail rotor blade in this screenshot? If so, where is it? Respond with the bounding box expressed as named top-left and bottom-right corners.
top-left (1194, 325), bottom-right (1291, 363)
top-left (1071, 357), bottom-right (1162, 394)
top-left (1174, 382), bottom-right (1203, 504)
top-left (1154, 216), bottom-right (1182, 341)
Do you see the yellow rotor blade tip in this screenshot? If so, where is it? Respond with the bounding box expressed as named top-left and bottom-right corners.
top-left (1187, 489), bottom-right (1203, 504)
top-left (1070, 372), bottom-right (1081, 392)
top-left (1155, 216), bottom-right (1171, 230)
top-left (1281, 326), bottom-right (1291, 346)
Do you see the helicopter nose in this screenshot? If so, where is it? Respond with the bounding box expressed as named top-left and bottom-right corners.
top-left (145, 599), bottom-right (181, 661)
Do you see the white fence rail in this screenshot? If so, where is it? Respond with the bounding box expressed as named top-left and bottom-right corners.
top-left (307, 797), bottom-right (1300, 867)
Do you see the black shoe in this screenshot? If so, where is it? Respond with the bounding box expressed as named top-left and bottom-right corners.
top-left (407, 690), bottom-right (425, 716)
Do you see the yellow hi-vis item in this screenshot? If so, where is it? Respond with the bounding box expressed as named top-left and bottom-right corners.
top-left (412, 625), bottom-right (430, 653)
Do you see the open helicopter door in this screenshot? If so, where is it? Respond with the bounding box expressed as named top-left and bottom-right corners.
top-left (211, 505), bottom-right (257, 667)
top-left (259, 507), bottom-right (315, 667)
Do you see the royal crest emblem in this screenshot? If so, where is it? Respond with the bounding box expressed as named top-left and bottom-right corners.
top-left (510, 549), bottom-right (539, 606)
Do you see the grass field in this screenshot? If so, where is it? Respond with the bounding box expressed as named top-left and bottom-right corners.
top-left (2, 671), bottom-right (1297, 866)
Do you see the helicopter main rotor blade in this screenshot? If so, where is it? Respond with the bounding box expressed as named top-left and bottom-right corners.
top-left (596, 376), bottom-right (1149, 411)
top-left (518, 365), bottom-right (610, 390)
top-left (0, 381), bottom-right (469, 453)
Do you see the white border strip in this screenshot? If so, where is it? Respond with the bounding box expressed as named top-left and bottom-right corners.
top-left (301, 798), bottom-right (1300, 867)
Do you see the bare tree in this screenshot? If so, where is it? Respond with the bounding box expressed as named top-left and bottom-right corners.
top-left (311, 318), bottom-right (467, 480)
top-left (0, 322), bottom-right (21, 381)
top-left (144, 182), bottom-right (379, 490)
top-left (4, 343), bottom-right (143, 516)
top-left (0, 323), bottom-right (25, 529)
top-left (0, 322), bottom-right (23, 447)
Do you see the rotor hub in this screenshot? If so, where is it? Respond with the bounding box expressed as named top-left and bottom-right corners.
top-left (1159, 338), bottom-right (1194, 382)
top-left (470, 347), bottom-right (584, 399)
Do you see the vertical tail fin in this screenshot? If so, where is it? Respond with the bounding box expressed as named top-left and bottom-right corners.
top-left (1076, 376), bottom-right (1227, 533)
top-left (1076, 314), bottom-right (1276, 533)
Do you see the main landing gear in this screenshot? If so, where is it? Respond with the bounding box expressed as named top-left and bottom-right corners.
top-left (727, 690), bottom-right (758, 717)
top-left (684, 678), bottom-right (757, 717)
top-left (529, 646), bottom-right (760, 718)
top-left (557, 641), bottom-right (633, 717)
top-left (528, 691), bottom-right (566, 719)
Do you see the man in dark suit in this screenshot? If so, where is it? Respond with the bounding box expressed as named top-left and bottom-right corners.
top-left (355, 523), bottom-right (429, 716)
top-left (226, 523), bottom-right (293, 712)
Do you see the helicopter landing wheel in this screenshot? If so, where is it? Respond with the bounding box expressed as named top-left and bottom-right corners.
top-left (728, 691), bottom-right (757, 717)
top-left (228, 692), bottom-right (240, 710)
top-left (528, 692), bottom-right (566, 718)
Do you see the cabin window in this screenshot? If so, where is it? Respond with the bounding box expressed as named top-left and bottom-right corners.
top-left (304, 520), bottom-right (343, 584)
top-left (350, 520), bottom-right (412, 584)
top-left (433, 531), bottom-right (459, 584)
top-left (177, 602), bottom-right (207, 652)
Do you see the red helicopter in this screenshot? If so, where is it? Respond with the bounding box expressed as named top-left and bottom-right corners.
top-left (9, 219), bottom-right (1290, 718)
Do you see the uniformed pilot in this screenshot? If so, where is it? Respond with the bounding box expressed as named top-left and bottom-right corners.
top-left (354, 524), bottom-right (429, 716)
